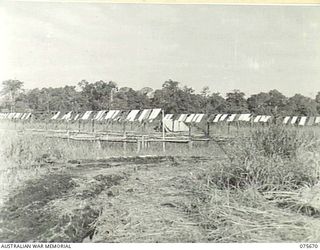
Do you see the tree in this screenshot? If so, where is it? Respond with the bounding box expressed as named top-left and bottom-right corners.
top-left (225, 90), bottom-right (248, 113)
top-left (78, 80), bottom-right (118, 110)
top-left (247, 92), bottom-right (271, 114)
top-left (200, 86), bottom-right (210, 98)
top-left (138, 87), bottom-right (153, 95)
top-left (162, 79), bottom-right (180, 91)
top-left (247, 89), bottom-right (288, 116)
top-left (205, 93), bottom-right (227, 114)
top-left (286, 94), bottom-right (318, 116)
top-left (268, 89), bottom-right (288, 116)
top-left (151, 80), bottom-right (181, 113)
top-left (316, 92), bottom-right (320, 103)
top-left (5, 77), bottom-right (319, 118)
top-left (1, 79), bottom-right (24, 112)
top-left (315, 92), bottom-right (320, 114)
top-left (151, 80), bottom-right (203, 113)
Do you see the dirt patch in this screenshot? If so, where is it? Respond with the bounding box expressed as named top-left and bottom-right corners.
top-left (68, 155), bottom-right (176, 165)
top-left (0, 171), bottom-right (125, 242)
top-left (91, 159), bottom-right (208, 242)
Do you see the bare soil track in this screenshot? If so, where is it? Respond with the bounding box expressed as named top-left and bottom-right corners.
top-left (0, 155), bottom-right (213, 243)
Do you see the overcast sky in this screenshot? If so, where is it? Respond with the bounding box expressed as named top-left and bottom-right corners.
top-left (0, 2), bottom-right (319, 97)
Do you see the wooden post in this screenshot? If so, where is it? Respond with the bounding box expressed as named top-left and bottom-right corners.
top-left (236, 121), bottom-right (239, 135)
top-left (123, 131), bottom-right (127, 152)
top-left (188, 124), bottom-right (193, 150)
top-left (97, 139), bottom-right (101, 149)
top-left (137, 139), bottom-right (141, 153)
top-left (78, 119), bottom-right (81, 132)
top-left (67, 119), bottom-right (70, 132)
top-left (92, 119), bottom-right (95, 133)
top-left (227, 122), bottom-right (230, 135)
top-left (162, 110), bottom-right (166, 153)
top-left (143, 122), bottom-right (146, 133)
top-left (67, 129), bottom-right (70, 144)
top-left (141, 135), bottom-right (145, 150)
top-left (123, 121), bottom-right (126, 133)
top-left (206, 121), bottom-right (210, 137)
top-left (143, 135), bottom-right (149, 149)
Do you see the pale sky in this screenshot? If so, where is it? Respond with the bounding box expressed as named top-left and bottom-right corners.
top-left (0, 2), bottom-right (319, 97)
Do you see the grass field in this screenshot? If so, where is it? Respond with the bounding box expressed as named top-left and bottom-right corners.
top-left (0, 124), bottom-right (320, 242)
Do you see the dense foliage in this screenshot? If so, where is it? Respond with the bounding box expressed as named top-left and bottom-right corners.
top-left (1, 79), bottom-right (320, 115)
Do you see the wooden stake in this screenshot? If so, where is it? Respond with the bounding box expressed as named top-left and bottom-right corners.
top-left (123, 131), bottom-right (127, 152)
top-left (236, 121), bottom-right (239, 135)
top-left (162, 110), bottom-right (166, 153)
top-left (137, 139), bottom-right (141, 153)
top-left (188, 124), bottom-right (193, 150)
top-left (67, 130), bottom-right (70, 144)
top-left (97, 140), bottom-right (101, 149)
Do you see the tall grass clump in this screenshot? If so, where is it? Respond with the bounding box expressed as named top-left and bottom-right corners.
top-left (207, 125), bottom-right (320, 191)
top-left (250, 126), bottom-right (303, 158)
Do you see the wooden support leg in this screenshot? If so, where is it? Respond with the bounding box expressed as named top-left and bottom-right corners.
top-left (67, 130), bottom-right (70, 144)
top-left (123, 132), bottom-right (127, 153)
top-left (97, 140), bottom-right (102, 149)
top-left (137, 140), bottom-right (141, 153)
top-left (141, 136), bottom-right (145, 150)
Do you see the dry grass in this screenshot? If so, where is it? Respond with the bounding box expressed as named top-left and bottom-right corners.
top-left (1, 125), bottom-right (320, 242)
top-left (180, 125), bottom-right (320, 242)
top-left (182, 185), bottom-right (320, 242)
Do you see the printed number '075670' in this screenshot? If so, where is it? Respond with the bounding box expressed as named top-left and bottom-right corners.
top-left (300, 244), bottom-right (319, 248)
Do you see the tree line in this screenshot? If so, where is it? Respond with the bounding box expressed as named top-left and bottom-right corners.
top-left (1, 79), bottom-right (320, 116)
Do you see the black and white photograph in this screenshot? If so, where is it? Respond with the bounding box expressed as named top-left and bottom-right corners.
top-left (0, 0), bottom-right (320, 246)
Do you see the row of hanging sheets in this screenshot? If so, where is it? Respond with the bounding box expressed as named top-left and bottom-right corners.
top-left (282, 116), bottom-right (320, 126)
top-left (163, 113), bottom-right (268, 123)
top-left (164, 113), bottom-right (320, 126)
top-left (162, 113), bottom-right (205, 123)
top-left (0, 112), bottom-right (32, 120)
top-left (50, 109), bottom-right (163, 123)
top-left (3, 110), bottom-right (320, 126)
top-left (206, 114), bottom-right (272, 123)
top-left (207, 114), bottom-right (320, 125)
